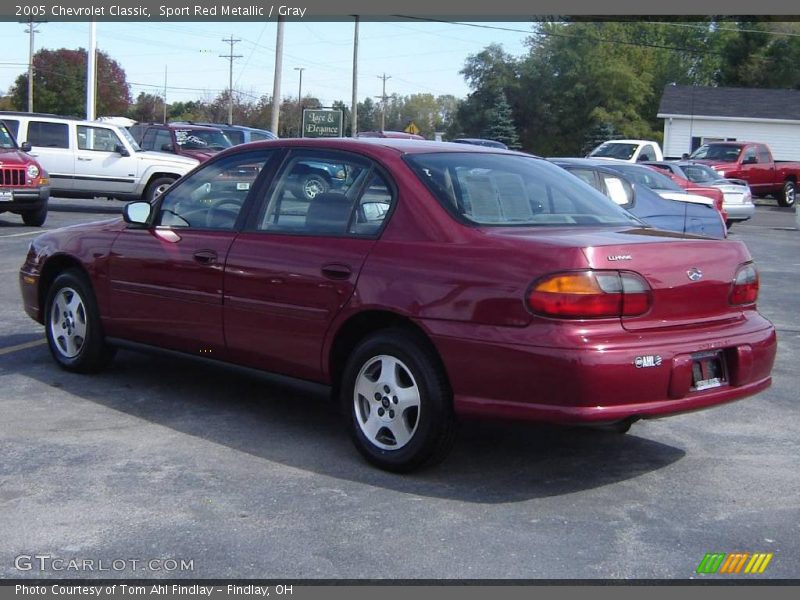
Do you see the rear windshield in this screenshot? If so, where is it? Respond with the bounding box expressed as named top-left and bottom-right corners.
top-left (690, 144), bottom-right (742, 162)
top-left (405, 153), bottom-right (642, 227)
top-left (589, 142), bottom-right (638, 160)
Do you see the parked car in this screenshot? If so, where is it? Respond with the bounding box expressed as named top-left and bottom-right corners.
top-left (20, 139), bottom-right (776, 471)
top-left (0, 112), bottom-right (198, 202)
top-left (644, 161), bottom-right (755, 227)
top-left (136, 122), bottom-right (233, 162)
top-left (0, 119), bottom-right (50, 226)
top-left (588, 139), bottom-right (664, 162)
top-left (171, 122), bottom-right (277, 145)
top-left (598, 160), bottom-right (726, 220)
top-left (451, 138), bottom-right (508, 149)
top-left (551, 158), bottom-right (726, 238)
top-left (688, 141), bottom-right (800, 208)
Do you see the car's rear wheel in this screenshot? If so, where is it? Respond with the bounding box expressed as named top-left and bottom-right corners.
top-left (778, 179), bottom-right (796, 208)
top-left (342, 329), bottom-right (456, 472)
top-left (21, 204), bottom-right (48, 227)
top-left (45, 270), bottom-right (116, 373)
top-left (297, 172), bottom-right (329, 200)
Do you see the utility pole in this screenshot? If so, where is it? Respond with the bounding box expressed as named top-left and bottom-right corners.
top-left (24, 17), bottom-right (42, 113)
top-left (163, 65), bottom-right (168, 123)
top-left (351, 16), bottom-right (359, 137)
top-left (220, 36), bottom-right (242, 125)
top-left (294, 66), bottom-right (305, 136)
top-left (86, 21), bottom-right (97, 120)
top-left (376, 73), bottom-right (391, 132)
top-left (270, 18), bottom-right (284, 136)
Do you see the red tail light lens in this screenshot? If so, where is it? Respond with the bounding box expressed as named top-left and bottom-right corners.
top-left (526, 271), bottom-right (652, 319)
top-left (729, 263), bottom-right (758, 306)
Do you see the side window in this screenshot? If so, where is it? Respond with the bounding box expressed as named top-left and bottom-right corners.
top-left (742, 147), bottom-right (757, 164)
top-left (255, 152), bottom-right (387, 236)
top-left (156, 151), bottom-right (271, 230)
top-left (140, 129), bottom-right (157, 150)
top-left (599, 174), bottom-right (633, 207)
top-left (250, 132), bottom-right (272, 142)
top-left (757, 146), bottom-right (771, 164)
top-left (2, 119), bottom-right (20, 138)
top-left (77, 126), bottom-right (122, 152)
top-left (639, 145), bottom-right (656, 161)
top-left (568, 168), bottom-right (598, 189)
top-left (226, 130), bottom-right (244, 145)
top-left (155, 130), bottom-right (173, 152)
top-left (27, 121), bottom-right (69, 148)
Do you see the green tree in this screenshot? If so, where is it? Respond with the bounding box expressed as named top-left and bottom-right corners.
top-left (481, 90), bottom-right (520, 149)
top-left (11, 48), bottom-right (130, 116)
top-left (128, 92), bottom-right (164, 123)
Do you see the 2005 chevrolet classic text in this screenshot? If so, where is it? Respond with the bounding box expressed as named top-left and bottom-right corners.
top-left (19, 139), bottom-right (777, 471)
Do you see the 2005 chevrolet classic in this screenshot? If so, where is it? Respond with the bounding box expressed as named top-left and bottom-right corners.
top-left (19, 139), bottom-right (776, 471)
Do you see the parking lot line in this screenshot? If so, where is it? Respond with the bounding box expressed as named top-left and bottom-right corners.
top-left (0, 230), bottom-right (44, 239)
top-left (0, 338), bottom-right (46, 356)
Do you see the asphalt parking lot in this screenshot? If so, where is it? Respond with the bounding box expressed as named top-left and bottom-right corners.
top-left (0, 198), bottom-right (798, 580)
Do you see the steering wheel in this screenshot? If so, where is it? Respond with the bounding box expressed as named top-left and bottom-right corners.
top-left (205, 196), bottom-right (243, 229)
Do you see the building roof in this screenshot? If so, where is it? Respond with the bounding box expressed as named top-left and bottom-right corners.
top-left (658, 85), bottom-right (800, 121)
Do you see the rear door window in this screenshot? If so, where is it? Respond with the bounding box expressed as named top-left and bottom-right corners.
top-left (28, 121), bottom-right (69, 148)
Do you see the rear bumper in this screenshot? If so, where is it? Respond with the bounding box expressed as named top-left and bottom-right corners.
top-left (427, 316), bottom-right (777, 425)
top-left (724, 202), bottom-right (755, 222)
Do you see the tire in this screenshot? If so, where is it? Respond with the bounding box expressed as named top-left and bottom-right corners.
top-left (22, 204), bottom-right (48, 227)
top-left (145, 176), bottom-right (177, 202)
top-left (342, 328), bottom-right (456, 472)
top-left (777, 179), bottom-right (796, 208)
top-left (296, 172), bottom-right (329, 200)
top-left (44, 270), bottom-right (116, 373)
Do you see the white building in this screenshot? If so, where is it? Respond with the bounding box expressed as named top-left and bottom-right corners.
top-left (658, 85), bottom-right (800, 160)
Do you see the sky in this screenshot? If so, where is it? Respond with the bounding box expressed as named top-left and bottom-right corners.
top-left (0, 19), bottom-right (533, 112)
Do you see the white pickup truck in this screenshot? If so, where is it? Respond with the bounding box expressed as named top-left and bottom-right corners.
top-left (0, 112), bottom-right (198, 202)
top-left (588, 139), bottom-right (664, 163)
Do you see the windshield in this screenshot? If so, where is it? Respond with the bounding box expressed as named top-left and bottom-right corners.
top-left (681, 163), bottom-right (722, 184)
top-left (117, 126), bottom-right (141, 152)
top-left (0, 122), bottom-right (16, 149)
top-left (607, 164), bottom-right (683, 192)
top-left (690, 144), bottom-right (742, 162)
top-left (405, 153), bottom-right (642, 227)
top-left (589, 142), bottom-right (638, 160)
top-left (175, 129), bottom-right (232, 151)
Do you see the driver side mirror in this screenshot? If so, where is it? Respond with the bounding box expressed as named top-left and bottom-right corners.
top-left (123, 201), bottom-right (152, 226)
top-left (161, 143), bottom-right (174, 152)
top-left (20, 141), bottom-right (32, 152)
top-left (742, 156), bottom-right (757, 165)
top-left (114, 144), bottom-right (130, 157)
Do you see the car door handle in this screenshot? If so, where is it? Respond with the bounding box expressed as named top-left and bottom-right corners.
top-left (77, 157), bottom-right (93, 161)
top-left (193, 250), bottom-right (218, 265)
top-left (321, 263), bottom-right (352, 280)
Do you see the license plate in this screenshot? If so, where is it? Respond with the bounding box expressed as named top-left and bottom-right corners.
top-left (691, 351), bottom-right (728, 391)
top-left (0, 190), bottom-right (13, 202)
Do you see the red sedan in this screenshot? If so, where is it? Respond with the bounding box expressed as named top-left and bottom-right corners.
top-left (19, 139), bottom-right (777, 472)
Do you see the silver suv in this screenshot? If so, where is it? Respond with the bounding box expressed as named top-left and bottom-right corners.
top-left (0, 112), bottom-right (198, 201)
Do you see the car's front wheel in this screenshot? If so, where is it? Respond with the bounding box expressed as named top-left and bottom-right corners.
top-left (22, 204), bottom-right (48, 227)
top-left (44, 270), bottom-right (116, 373)
top-left (342, 329), bottom-right (456, 472)
top-left (145, 176), bottom-right (177, 202)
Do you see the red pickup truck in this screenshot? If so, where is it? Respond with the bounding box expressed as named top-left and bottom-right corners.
top-left (688, 142), bottom-right (800, 208)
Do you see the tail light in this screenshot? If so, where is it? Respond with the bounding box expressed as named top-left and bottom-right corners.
top-left (526, 270), bottom-right (652, 319)
top-left (729, 263), bottom-right (758, 306)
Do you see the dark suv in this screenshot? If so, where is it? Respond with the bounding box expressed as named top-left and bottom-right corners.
top-left (136, 123), bottom-right (232, 162)
top-left (171, 122), bottom-right (277, 145)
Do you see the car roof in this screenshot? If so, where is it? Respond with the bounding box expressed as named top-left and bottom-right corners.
top-left (229, 137), bottom-right (528, 156)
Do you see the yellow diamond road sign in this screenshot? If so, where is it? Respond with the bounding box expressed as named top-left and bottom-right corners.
top-left (404, 122), bottom-right (420, 135)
